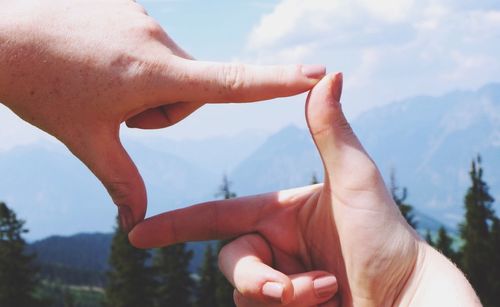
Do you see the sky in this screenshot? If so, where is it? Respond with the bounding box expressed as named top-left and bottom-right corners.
top-left (1, 0), bottom-right (500, 148)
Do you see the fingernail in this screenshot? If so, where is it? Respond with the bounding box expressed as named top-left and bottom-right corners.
top-left (314, 275), bottom-right (337, 298)
top-left (332, 72), bottom-right (343, 103)
top-left (118, 206), bottom-right (133, 233)
top-left (302, 64), bottom-right (326, 80)
top-left (262, 282), bottom-right (284, 302)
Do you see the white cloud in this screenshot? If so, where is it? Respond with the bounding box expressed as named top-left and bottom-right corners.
top-left (242, 0), bottom-right (500, 117)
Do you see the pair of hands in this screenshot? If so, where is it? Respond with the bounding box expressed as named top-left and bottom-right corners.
top-left (0, 0), bottom-right (324, 231)
top-left (131, 74), bottom-right (480, 307)
top-left (1, 1), bottom-right (480, 306)
top-left (130, 73), bottom-right (418, 306)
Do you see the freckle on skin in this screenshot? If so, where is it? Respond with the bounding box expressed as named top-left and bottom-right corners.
top-left (30, 90), bottom-right (35, 96)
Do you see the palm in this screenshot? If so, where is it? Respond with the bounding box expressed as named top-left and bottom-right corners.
top-left (245, 169), bottom-right (419, 306)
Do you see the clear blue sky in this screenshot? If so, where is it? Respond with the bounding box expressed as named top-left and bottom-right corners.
top-left (1, 0), bottom-right (499, 147)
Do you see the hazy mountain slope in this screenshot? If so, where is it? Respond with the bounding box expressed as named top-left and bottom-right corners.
top-left (2, 83), bottom-right (499, 238)
top-left (0, 142), bottom-right (218, 239)
top-left (230, 83), bottom-right (500, 228)
top-left (353, 83), bottom-right (500, 225)
top-left (231, 125), bottom-right (323, 195)
top-left (127, 130), bottom-right (267, 174)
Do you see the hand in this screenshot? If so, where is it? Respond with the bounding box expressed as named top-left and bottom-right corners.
top-left (0, 0), bottom-right (325, 230)
top-left (130, 73), bottom-right (480, 307)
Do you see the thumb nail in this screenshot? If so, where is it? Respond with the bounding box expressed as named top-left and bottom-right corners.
top-left (118, 205), bottom-right (133, 232)
top-left (262, 282), bottom-right (284, 302)
top-left (302, 64), bottom-right (326, 80)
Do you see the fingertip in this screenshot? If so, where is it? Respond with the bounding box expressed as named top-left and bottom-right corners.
top-left (313, 275), bottom-right (338, 299)
top-left (301, 64), bottom-right (327, 81)
top-left (127, 223), bottom-right (143, 248)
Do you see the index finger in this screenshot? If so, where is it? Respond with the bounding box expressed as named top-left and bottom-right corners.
top-left (128, 185), bottom-right (320, 248)
top-left (143, 56), bottom-right (326, 109)
top-left (128, 192), bottom-right (279, 248)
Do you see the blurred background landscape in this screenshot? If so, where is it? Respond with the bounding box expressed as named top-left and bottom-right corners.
top-left (1, 0), bottom-right (499, 306)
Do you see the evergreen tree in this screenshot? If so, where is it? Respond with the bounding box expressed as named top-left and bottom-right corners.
top-left (460, 156), bottom-right (495, 306)
top-left (311, 173), bottom-right (319, 185)
top-left (216, 175), bottom-right (237, 200)
top-left (196, 244), bottom-right (217, 307)
top-left (153, 243), bottom-right (194, 307)
top-left (0, 201), bottom-right (42, 307)
top-left (434, 226), bottom-right (459, 264)
top-left (389, 170), bottom-right (417, 229)
top-left (215, 176), bottom-right (236, 307)
top-left (105, 218), bottom-right (155, 307)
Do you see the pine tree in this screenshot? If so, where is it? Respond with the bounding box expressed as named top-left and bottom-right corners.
top-left (215, 175), bottom-right (236, 307)
top-left (460, 156), bottom-right (495, 306)
top-left (389, 170), bottom-right (417, 229)
top-left (196, 244), bottom-right (217, 307)
top-left (105, 218), bottom-right (155, 307)
top-left (153, 243), bottom-right (194, 307)
top-left (216, 175), bottom-right (237, 200)
top-left (434, 226), bottom-right (459, 264)
top-left (0, 201), bottom-right (42, 307)
top-left (311, 173), bottom-right (319, 184)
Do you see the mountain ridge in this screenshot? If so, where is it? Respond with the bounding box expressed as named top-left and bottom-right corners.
top-left (1, 82), bottom-right (499, 238)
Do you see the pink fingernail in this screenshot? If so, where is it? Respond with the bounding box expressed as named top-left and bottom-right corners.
top-left (262, 282), bottom-right (284, 302)
top-left (302, 64), bottom-right (326, 80)
top-left (314, 275), bottom-right (337, 298)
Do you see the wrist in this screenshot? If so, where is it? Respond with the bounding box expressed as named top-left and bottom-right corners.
top-left (396, 241), bottom-right (481, 307)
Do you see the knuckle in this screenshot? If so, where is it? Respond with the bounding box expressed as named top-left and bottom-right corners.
top-left (105, 180), bottom-right (135, 206)
top-left (220, 63), bottom-right (246, 94)
top-left (141, 17), bottom-right (165, 39)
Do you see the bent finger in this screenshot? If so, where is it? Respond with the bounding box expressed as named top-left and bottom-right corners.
top-left (126, 101), bottom-right (203, 129)
top-left (220, 234), bottom-right (338, 306)
top-left (66, 126), bottom-right (146, 231)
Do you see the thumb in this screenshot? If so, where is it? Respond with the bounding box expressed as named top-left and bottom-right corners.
top-left (305, 73), bottom-right (381, 190)
top-left (66, 127), bottom-right (146, 232)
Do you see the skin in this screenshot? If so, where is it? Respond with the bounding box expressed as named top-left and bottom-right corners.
top-left (130, 73), bottom-right (481, 307)
top-left (0, 0), bottom-right (325, 231)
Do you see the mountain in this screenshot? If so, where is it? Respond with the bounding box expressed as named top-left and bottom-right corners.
top-left (231, 125), bottom-right (322, 195)
top-left (229, 83), bottom-right (500, 229)
top-left (0, 141), bottom-right (220, 239)
top-left (126, 130), bottom-right (267, 174)
top-left (1, 83), bottom-right (499, 239)
top-left (353, 83), bottom-right (500, 226)
top-left (27, 232), bottom-right (214, 287)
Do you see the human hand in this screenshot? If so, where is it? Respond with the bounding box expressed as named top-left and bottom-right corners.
top-left (130, 73), bottom-right (480, 306)
top-left (0, 0), bottom-right (325, 230)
